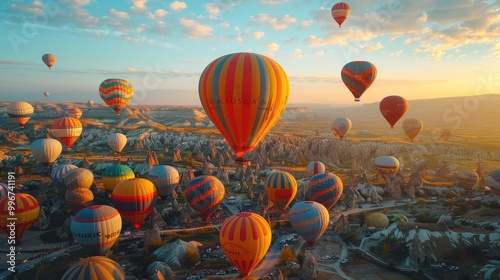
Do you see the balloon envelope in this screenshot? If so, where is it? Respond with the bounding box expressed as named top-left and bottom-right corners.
top-left (379, 95), bottom-right (408, 128)
top-left (64, 168), bottom-right (94, 191)
top-left (366, 212), bottom-right (389, 228)
top-left (99, 79), bottom-right (134, 115)
top-left (289, 201), bottom-right (329, 246)
top-left (332, 117), bottom-right (352, 139)
top-left (102, 164), bottom-right (135, 192)
top-left (199, 52), bottom-right (290, 164)
top-left (88, 100), bottom-right (94, 106)
top-left (67, 107), bottom-right (82, 119)
top-left (487, 169), bottom-right (500, 196)
top-left (65, 188), bottom-right (94, 214)
top-left (387, 214), bottom-right (408, 224)
top-left (308, 173), bottom-right (343, 210)
top-left (52, 117), bottom-right (83, 149)
top-left (264, 171), bottom-right (297, 211)
top-left (44, 91), bottom-right (49, 98)
top-left (0, 193), bottom-right (40, 243)
top-left (457, 171), bottom-right (479, 189)
top-left (307, 161), bottom-right (325, 176)
top-left (42, 53), bottom-right (56, 69)
top-left (219, 212), bottom-right (271, 277)
top-left (6, 101), bottom-right (34, 128)
top-left (402, 118), bottom-right (423, 141)
top-left (0, 183), bottom-right (8, 198)
top-left (107, 133), bottom-right (128, 153)
top-left (374, 156), bottom-right (400, 178)
top-left (62, 256), bottom-right (125, 280)
top-left (439, 128), bottom-right (452, 141)
top-left (185, 175), bottom-right (225, 221)
top-left (148, 165), bottom-right (180, 199)
top-left (341, 61), bottom-right (377, 101)
top-left (51, 164), bottom-right (78, 194)
top-left (112, 178), bottom-right (157, 229)
top-left (331, 2), bottom-right (351, 27)
top-left (30, 138), bottom-right (62, 166)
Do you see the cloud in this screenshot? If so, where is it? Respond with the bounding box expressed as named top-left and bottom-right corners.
top-left (390, 50), bottom-right (403, 57)
top-left (0, 60), bottom-right (38, 66)
top-left (299, 20), bottom-right (313, 28)
top-left (360, 42), bottom-right (384, 51)
top-left (293, 48), bottom-right (303, 59)
top-left (154, 9), bottom-right (167, 18)
top-left (304, 29), bottom-right (377, 47)
top-left (314, 50), bottom-right (324, 57)
top-left (253, 31), bottom-right (265, 39)
top-left (179, 18), bottom-right (213, 38)
top-left (249, 14), bottom-right (297, 30)
top-left (259, 0), bottom-right (291, 4)
top-left (109, 9), bottom-right (130, 19)
top-left (404, 37), bottom-right (420, 44)
top-left (130, 0), bottom-right (148, 14)
top-left (170, 1), bottom-right (187, 11)
top-left (266, 42), bottom-right (280, 56)
top-left (127, 67), bottom-right (138, 72)
top-left (206, 3), bottom-right (220, 16)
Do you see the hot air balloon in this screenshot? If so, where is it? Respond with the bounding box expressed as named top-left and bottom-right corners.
top-left (30, 137), bottom-right (62, 166)
top-left (380, 95), bottom-right (408, 128)
top-left (6, 101), bottom-right (34, 128)
top-left (439, 128), bottom-right (452, 142)
top-left (402, 118), bottom-right (423, 141)
top-left (52, 117), bottom-right (83, 150)
top-left (308, 173), bottom-right (343, 210)
top-left (0, 193), bottom-right (40, 243)
top-left (107, 133), bottom-right (128, 154)
top-left (487, 169), bottom-right (500, 196)
top-left (51, 164), bottom-right (78, 194)
top-left (289, 201), bottom-right (329, 246)
top-left (185, 175), bottom-right (225, 221)
top-left (341, 61), bottom-right (377, 102)
top-left (61, 256), bottom-right (125, 280)
top-left (148, 165), bottom-right (180, 200)
top-left (102, 164), bottom-right (135, 193)
top-left (264, 171), bottom-right (297, 211)
top-left (307, 161), bottom-right (326, 176)
top-left (88, 100), bottom-right (94, 106)
top-left (99, 79), bottom-right (134, 115)
top-left (67, 107), bottom-right (82, 119)
top-left (42, 53), bottom-right (56, 69)
top-left (44, 91), bottom-right (49, 98)
top-left (219, 212), bottom-right (271, 277)
top-left (331, 2), bottom-right (351, 27)
top-left (374, 156), bottom-right (400, 178)
top-left (112, 178), bottom-right (157, 229)
top-left (332, 117), bottom-right (352, 139)
top-left (199, 52), bottom-right (290, 165)
top-left (457, 170), bottom-right (479, 189)
top-left (70, 205), bottom-right (122, 256)
top-left (64, 168), bottom-right (94, 191)
top-left (0, 183), bottom-right (8, 198)
top-left (387, 213), bottom-right (408, 224)
top-left (366, 212), bottom-right (389, 228)
top-left (65, 188), bottom-right (94, 214)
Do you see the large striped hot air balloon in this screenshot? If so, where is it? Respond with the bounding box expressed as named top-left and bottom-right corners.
top-left (0, 193), bottom-right (40, 243)
top-left (42, 53), bottom-right (56, 69)
top-left (289, 201), bottom-right (329, 246)
top-left (112, 178), bottom-right (157, 229)
top-left (457, 170), bottom-right (479, 189)
top-left (67, 107), bottom-right (82, 119)
top-left (487, 169), bottom-right (500, 196)
top-left (65, 188), bottom-right (94, 214)
top-left (185, 175), bottom-right (225, 221)
top-left (220, 212), bottom-right (271, 277)
top-left (332, 117), bottom-right (352, 139)
top-left (52, 117), bottom-right (83, 150)
top-left (107, 133), bottom-right (128, 154)
top-left (6, 101), bottom-right (34, 128)
top-left (387, 213), bottom-right (409, 224)
top-left (308, 173), bottom-right (343, 211)
top-left (62, 256), bottom-right (125, 280)
top-left (402, 118), bottom-right (423, 141)
top-left (102, 164), bottom-right (135, 192)
top-left (341, 61), bottom-right (377, 102)
top-left (331, 2), bottom-right (351, 27)
top-left (199, 52), bottom-right (290, 165)
top-left (30, 138), bottom-right (62, 166)
top-left (71, 205), bottom-right (122, 256)
top-left (380, 95), bottom-right (408, 128)
top-left (307, 161), bottom-right (326, 177)
top-left (264, 171), bottom-right (297, 211)
top-left (99, 79), bottom-right (134, 115)
top-left (366, 212), bottom-right (389, 228)
top-left (374, 156), bottom-right (400, 178)
top-left (148, 165), bottom-right (180, 200)
top-left (64, 168), bottom-right (94, 191)
top-left (51, 164), bottom-right (78, 195)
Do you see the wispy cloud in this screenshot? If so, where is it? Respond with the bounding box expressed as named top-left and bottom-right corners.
top-left (249, 14), bottom-right (297, 30)
top-left (179, 18), bottom-right (213, 38)
top-left (170, 1), bottom-right (187, 12)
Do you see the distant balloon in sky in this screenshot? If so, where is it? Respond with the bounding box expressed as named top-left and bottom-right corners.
top-left (148, 165), bottom-right (180, 200)
top-left (308, 173), bottom-right (343, 211)
top-left (42, 53), bottom-right (56, 69)
top-left (264, 171), bottom-right (297, 211)
top-left (67, 107), bottom-right (82, 119)
top-left (6, 101), bottom-right (34, 128)
top-left (307, 161), bottom-right (326, 176)
top-left (99, 79), bottom-right (134, 115)
top-left (185, 175), bottom-right (225, 221)
top-left (107, 133), bottom-right (128, 154)
top-left (457, 170), bottom-right (479, 189)
top-left (331, 2), bottom-right (351, 27)
top-left (379, 95), bottom-right (408, 128)
top-left (0, 193), bottom-right (40, 243)
top-left (61, 256), bottom-right (124, 280)
top-left (341, 61), bottom-right (377, 102)
top-left (374, 156), bottom-right (400, 178)
top-left (487, 169), bottom-right (500, 196)
top-left (88, 100), bottom-right (94, 106)
top-left (44, 91), bottom-right (49, 98)
top-left (402, 118), bottom-right (423, 141)
top-left (52, 117), bottom-right (83, 150)
top-left (199, 52), bottom-right (290, 165)
top-left (30, 137), bottom-right (62, 166)
top-left (332, 117), bottom-right (352, 139)
top-left (289, 201), bottom-right (329, 246)
top-left (439, 128), bottom-right (452, 142)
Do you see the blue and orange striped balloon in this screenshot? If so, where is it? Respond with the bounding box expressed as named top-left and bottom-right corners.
top-left (185, 175), bottom-right (225, 221)
top-left (99, 78), bottom-right (134, 115)
top-left (308, 173), bottom-right (343, 211)
top-left (366, 212), bottom-right (389, 228)
top-left (61, 256), bottom-right (124, 280)
top-left (220, 212), bottom-right (271, 276)
top-left (341, 61), bottom-right (377, 101)
top-left (71, 205), bottom-right (122, 256)
top-left (264, 171), bottom-right (297, 211)
top-left (289, 201), bottom-right (329, 246)
top-left (0, 193), bottom-right (40, 243)
top-left (199, 52), bottom-right (290, 164)
top-left (111, 178), bottom-right (157, 229)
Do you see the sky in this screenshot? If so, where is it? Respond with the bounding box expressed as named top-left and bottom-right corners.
top-left (0, 0), bottom-right (499, 106)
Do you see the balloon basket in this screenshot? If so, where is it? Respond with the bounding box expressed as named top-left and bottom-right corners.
top-left (235, 158), bottom-right (250, 166)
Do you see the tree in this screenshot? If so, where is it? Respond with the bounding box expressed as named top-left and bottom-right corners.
top-left (381, 243), bottom-right (391, 259)
top-left (358, 211), bottom-right (366, 227)
top-left (185, 151), bottom-right (194, 165)
top-left (185, 248), bottom-right (200, 267)
top-left (296, 252), bottom-right (305, 268)
top-left (280, 247), bottom-right (296, 263)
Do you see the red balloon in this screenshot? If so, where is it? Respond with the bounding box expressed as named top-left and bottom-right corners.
top-left (379, 95), bottom-right (408, 128)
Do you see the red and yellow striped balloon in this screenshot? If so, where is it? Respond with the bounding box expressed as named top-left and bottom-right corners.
top-left (264, 171), bottom-right (297, 211)
top-left (331, 2), bottom-right (351, 27)
top-left (52, 117), bottom-right (83, 149)
top-left (220, 212), bottom-right (271, 277)
top-left (61, 256), bottom-right (124, 280)
top-left (6, 101), bottom-right (34, 128)
top-left (0, 193), bottom-right (40, 243)
top-left (199, 52), bottom-right (290, 164)
top-left (99, 79), bottom-right (134, 115)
